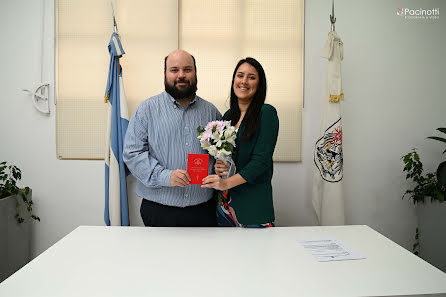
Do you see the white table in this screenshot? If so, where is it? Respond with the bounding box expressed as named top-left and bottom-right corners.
top-left (1, 225), bottom-right (446, 297)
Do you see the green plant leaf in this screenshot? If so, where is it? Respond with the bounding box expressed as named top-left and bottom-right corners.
top-left (1, 161), bottom-right (40, 224)
top-left (427, 136), bottom-right (446, 144)
top-left (437, 127), bottom-right (446, 134)
top-left (414, 153), bottom-right (420, 161)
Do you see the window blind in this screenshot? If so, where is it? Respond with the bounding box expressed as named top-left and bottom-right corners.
top-left (56, 0), bottom-right (303, 161)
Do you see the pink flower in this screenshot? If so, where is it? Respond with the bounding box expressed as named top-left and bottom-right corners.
top-left (201, 130), bottom-right (212, 141)
top-left (216, 121), bottom-right (226, 132)
top-left (197, 120), bottom-right (237, 160)
top-left (205, 121), bottom-right (217, 131)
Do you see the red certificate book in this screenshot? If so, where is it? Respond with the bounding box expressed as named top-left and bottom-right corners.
top-left (187, 154), bottom-right (209, 185)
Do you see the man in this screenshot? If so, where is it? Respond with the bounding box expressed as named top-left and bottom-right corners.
top-left (123, 49), bottom-right (221, 227)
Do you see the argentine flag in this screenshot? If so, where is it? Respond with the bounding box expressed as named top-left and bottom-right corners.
top-left (104, 32), bottom-right (129, 226)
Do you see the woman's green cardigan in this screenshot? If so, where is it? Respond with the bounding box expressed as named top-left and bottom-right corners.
top-left (224, 104), bottom-right (279, 225)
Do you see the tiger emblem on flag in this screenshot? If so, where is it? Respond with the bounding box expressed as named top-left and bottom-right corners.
top-left (314, 118), bottom-right (343, 182)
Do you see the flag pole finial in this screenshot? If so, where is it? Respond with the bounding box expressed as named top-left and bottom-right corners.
top-left (330, 0), bottom-right (336, 31)
top-left (111, 2), bottom-right (118, 34)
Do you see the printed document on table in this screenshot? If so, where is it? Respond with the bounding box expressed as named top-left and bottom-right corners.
top-left (297, 238), bottom-right (365, 262)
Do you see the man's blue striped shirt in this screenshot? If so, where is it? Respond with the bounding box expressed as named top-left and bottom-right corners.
top-left (123, 91), bottom-right (222, 207)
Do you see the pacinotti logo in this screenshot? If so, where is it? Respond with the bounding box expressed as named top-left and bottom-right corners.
top-left (397, 7), bottom-right (440, 19)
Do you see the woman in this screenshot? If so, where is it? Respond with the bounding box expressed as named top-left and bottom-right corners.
top-left (202, 57), bottom-right (279, 227)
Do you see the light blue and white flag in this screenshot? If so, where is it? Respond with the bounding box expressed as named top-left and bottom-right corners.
top-left (104, 32), bottom-right (129, 226)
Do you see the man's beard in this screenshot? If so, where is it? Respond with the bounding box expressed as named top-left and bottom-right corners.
top-left (164, 77), bottom-right (197, 100)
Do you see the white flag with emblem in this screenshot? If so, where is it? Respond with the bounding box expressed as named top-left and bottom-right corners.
top-left (312, 31), bottom-right (345, 225)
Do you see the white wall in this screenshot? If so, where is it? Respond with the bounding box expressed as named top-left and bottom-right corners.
top-left (1, 0), bottom-right (445, 257)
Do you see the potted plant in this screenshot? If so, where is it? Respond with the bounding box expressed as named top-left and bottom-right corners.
top-left (402, 127), bottom-right (446, 272)
top-left (0, 161), bottom-right (40, 282)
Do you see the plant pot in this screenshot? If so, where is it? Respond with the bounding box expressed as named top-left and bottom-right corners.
top-left (0, 191), bottom-right (32, 283)
top-left (417, 199), bottom-right (446, 273)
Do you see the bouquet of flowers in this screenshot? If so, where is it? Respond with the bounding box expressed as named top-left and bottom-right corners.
top-left (198, 120), bottom-right (238, 226)
top-left (197, 120), bottom-right (237, 177)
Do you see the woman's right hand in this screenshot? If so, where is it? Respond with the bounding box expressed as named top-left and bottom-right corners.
top-left (215, 160), bottom-right (229, 177)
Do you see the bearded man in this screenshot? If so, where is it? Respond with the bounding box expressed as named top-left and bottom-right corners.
top-left (123, 50), bottom-right (221, 226)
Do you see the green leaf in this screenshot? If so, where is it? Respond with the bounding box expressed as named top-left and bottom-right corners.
top-left (437, 127), bottom-right (446, 134)
top-left (414, 153), bottom-right (420, 161)
top-left (427, 136), bottom-right (446, 144)
top-left (0, 161), bottom-right (39, 223)
top-left (403, 154), bottom-right (411, 162)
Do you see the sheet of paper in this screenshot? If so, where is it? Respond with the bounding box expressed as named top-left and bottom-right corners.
top-left (297, 238), bottom-right (365, 262)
